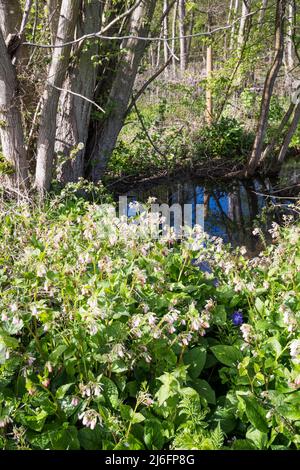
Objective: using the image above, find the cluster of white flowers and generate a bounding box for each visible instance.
[240,323,254,343]
[79,409,102,430]
[79,381,103,398]
[290,339,300,363]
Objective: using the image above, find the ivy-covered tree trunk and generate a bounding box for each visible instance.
[0,28,29,187]
[87,0,157,182]
[55,0,104,184]
[35,0,80,192]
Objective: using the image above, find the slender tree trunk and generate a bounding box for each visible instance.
[55,0,103,183]
[35,0,79,192]
[246,0,287,176]
[47,0,62,45]
[0,0,22,38]
[205,16,213,125]
[0,28,29,187]
[260,101,295,163]
[87,0,157,182]
[258,0,268,29]
[186,10,194,64]
[277,101,300,163]
[286,1,295,70]
[230,0,239,51]
[178,0,187,73]
[163,0,169,77]
[171,0,178,77]
[238,0,251,48]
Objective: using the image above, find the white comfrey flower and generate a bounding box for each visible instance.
[79,409,102,430]
[240,324,254,343]
[79,381,103,398]
[0,415,12,428]
[36,264,47,277]
[252,228,260,236]
[290,340,300,363]
[10,303,18,313]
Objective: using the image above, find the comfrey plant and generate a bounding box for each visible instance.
[0,193,299,450]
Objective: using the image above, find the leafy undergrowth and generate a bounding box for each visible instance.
[0,188,299,450]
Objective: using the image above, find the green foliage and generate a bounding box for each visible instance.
[0,192,299,450]
[195,117,254,160]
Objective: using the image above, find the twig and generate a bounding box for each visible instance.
[126,56,173,115]
[49,84,106,114]
[23,11,258,49]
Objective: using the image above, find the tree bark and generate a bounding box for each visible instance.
[87,0,157,182]
[47,0,62,45]
[277,101,300,164]
[55,0,104,183]
[205,16,213,125]
[0,0,22,38]
[246,0,287,176]
[35,0,79,192]
[178,0,187,73]
[163,0,169,77]
[0,28,29,187]
[258,0,268,29]
[259,101,295,163]
[238,0,251,49]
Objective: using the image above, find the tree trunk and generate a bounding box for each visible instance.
[258,0,268,29]
[171,0,178,77]
[35,0,79,192]
[163,0,169,77]
[259,101,295,163]
[286,1,295,70]
[277,101,300,164]
[55,0,103,183]
[238,0,251,49]
[0,28,29,187]
[178,0,187,73]
[87,0,157,182]
[205,16,213,125]
[47,0,62,45]
[229,0,239,51]
[246,0,287,176]
[0,0,22,38]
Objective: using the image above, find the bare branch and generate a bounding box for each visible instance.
[50,83,106,114]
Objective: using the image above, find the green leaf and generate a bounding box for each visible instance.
[239,395,269,433]
[49,345,67,363]
[144,419,165,449]
[255,297,264,314]
[78,425,104,450]
[192,379,216,404]
[183,346,207,379]
[211,345,242,367]
[101,376,119,409]
[56,383,74,400]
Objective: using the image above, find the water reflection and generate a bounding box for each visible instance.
[122,177,294,253]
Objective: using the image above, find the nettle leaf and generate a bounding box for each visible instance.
[183,346,207,379]
[211,345,242,367]
[0,329,19,349]
[239,395,269,433]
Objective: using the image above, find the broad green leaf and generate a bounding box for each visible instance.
[239,395,269,433]
[183,346,207,378]
[192,379,216,404]
[211,345,242,367]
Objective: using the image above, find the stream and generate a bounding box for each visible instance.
[118,160,299,254]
